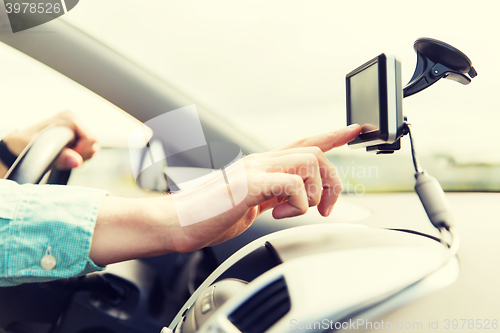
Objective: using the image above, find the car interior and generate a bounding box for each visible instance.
[1,1,499,333]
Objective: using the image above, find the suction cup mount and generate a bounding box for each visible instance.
[369,38,477,154]
[403,38,477,98]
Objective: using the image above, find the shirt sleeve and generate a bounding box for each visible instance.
[0,179,109,287]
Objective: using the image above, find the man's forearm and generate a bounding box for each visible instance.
[89,195,179,266]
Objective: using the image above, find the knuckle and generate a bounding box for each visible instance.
[328,165,338,177]
[297,204,308,215]
[293,137,309,148]
[336,181,343,194]
[291,174,304,187]
[309,146,323,156]
[328,129,341,139]
[306,153,320,167]
[308,196,320,207]
[59,110,75,118]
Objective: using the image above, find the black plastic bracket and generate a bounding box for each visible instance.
[367,140,401,154]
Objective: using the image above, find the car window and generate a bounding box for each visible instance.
[60,1,499,192]
[0,42,140,146]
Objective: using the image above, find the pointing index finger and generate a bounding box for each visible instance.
[278,124,361,153]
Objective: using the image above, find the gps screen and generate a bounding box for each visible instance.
[348,62,380,134]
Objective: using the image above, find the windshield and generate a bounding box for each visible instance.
[51,1,500,192]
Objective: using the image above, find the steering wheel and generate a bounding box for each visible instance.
[4,125,76,185]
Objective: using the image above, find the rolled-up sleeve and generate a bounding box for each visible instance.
[0,179,109,287]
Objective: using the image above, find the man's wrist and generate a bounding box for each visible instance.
[90,195,180,266]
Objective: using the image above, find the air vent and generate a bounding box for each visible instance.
[228,277,291,333]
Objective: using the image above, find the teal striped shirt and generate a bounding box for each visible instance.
[0,179,109,287]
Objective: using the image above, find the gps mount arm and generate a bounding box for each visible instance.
[403,38,477,98]
[370,38,477,154]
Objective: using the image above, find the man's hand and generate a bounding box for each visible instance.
[168,124,362,252]
[90,124,361,265]
[4,111,99,170]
